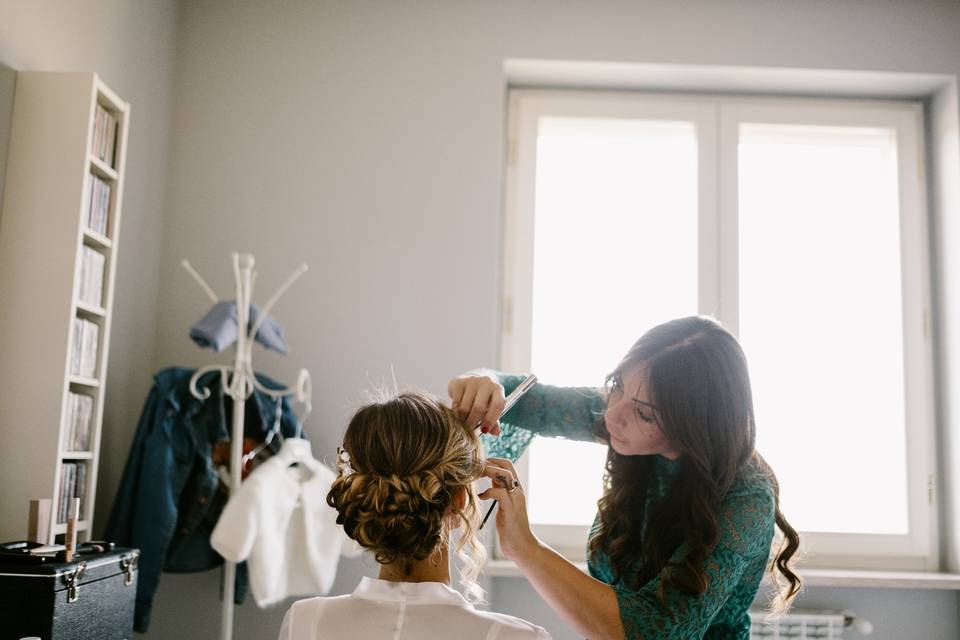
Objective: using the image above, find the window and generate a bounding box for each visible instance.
[501,90,936,569]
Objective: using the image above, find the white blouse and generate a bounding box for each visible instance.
[279,577,551,640]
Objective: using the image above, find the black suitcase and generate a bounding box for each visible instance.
[0,541,138,640]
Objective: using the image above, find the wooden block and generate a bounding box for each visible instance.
[28,499,52,543]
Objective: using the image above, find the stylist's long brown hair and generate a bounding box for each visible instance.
[589,316,801,612]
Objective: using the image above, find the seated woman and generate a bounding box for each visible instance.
[279,391,551,640]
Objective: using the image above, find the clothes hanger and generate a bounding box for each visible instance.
[239,369,312,474]
[241,396,284,472]
[274,381,321,475]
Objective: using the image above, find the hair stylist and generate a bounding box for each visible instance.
[449,316,801,640]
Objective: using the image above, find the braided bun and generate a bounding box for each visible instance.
[326,391,486,590]
[327,468,451,565]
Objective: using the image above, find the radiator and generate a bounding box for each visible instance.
[749,610,873,639]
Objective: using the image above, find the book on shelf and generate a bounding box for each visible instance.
[76,462,87,520]
[70,318,100,379]
[83,174,111,237]
[56,462,88,523]
[65,392,94,451]
[92,103,119,167]
[78,246,106,309]
[58,463,75,524]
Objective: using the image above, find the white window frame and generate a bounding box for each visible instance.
[500,88,937,571]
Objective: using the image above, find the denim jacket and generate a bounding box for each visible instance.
[104,367,303,632]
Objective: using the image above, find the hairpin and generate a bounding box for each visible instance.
[336,446,355,477]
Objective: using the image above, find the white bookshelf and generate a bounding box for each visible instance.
[0,72,129,544]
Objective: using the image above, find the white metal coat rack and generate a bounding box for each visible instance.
[182,253,311,640]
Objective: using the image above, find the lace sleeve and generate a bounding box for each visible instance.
[480,371,606,461]
[612,488,776,639]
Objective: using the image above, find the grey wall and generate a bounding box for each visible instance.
[0,0,179,533]
[145,1,960,639]
[0,63,14,209]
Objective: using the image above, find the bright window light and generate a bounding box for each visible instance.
[526,117,699,526]
[508,90,934,568]
[738,123,908,535]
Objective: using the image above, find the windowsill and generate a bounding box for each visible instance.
[484,559,960,590]
[794,568,960,590]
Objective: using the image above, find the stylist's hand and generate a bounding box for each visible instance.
[478,458,538,560]
[448,374,505,435]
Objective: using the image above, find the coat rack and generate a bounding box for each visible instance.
[182,252,310,640]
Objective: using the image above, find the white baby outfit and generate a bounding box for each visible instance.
[211,454,351,607]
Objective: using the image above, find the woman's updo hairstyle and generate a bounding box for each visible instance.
[326,391,487,601]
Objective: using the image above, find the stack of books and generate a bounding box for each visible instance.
[78,247,106,309]
[84,175,111,237]
[57,462,88,523]
[92,103,119,167]
[64,393,94,452]
[70,318,99,379]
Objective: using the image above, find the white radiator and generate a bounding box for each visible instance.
[749,610,873,639]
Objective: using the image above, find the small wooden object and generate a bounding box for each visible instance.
[27,499,52,543]
[64,498,79,562]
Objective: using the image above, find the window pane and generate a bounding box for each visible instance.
[738,123,908,535]
[526,116,699,526]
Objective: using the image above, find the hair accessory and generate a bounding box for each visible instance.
[336,446,355,477]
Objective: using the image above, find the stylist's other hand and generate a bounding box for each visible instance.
[448,374,505,435]
[477,458,538,560]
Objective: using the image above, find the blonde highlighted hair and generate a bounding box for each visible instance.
[326,391,487,602]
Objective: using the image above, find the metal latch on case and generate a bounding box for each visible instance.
[120,553,138,586]
[63,560,87,603]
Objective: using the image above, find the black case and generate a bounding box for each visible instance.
[0,543,139,640]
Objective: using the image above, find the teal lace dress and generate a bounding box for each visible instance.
[482,374,777,640]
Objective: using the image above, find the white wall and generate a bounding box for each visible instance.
[146,2,960,639]
[0,0,179,532]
